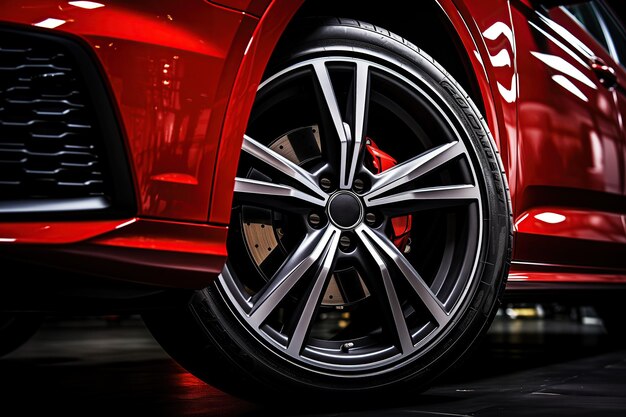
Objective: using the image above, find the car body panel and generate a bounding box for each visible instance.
[208,0,305,224]
[509,268,626,284]
[0,219,135,244]
[510,2,626,270]
[206,0,272,17]
[515,207,626,244]
[1,218,227,288]
[0,0,259,222]
[0,0,625,292]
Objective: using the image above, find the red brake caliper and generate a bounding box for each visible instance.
[365,138,412,252]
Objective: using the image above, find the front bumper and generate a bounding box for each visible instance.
[0,218,227,289]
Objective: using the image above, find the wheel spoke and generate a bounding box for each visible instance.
[287,231,340,355]
[349,62,370,189]
[248,226,340,328]
[234,177,326,212]
[242,135,328,204]
[356,225,449,326]
[222,54,487,371]
[366,184,479,215]
[364,141,466,206]
[313,61,369,190]
[357,227,414,353]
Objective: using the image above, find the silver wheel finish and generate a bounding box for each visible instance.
[220,53,485,376]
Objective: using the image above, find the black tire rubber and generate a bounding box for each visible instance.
[0,313,42,357]
[144,18,512,404]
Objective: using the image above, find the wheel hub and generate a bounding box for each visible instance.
[226,55,483,374]
[326,191,363,230]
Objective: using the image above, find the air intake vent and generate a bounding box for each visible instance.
[0,27,133,216]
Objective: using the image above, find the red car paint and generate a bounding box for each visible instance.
[206,0,272,16]
[512,4,626,271]
[2,218,227,288]
[0,0,625,289]
[208,0,304,224]
[0,219,137,244]
[0,0,258,222]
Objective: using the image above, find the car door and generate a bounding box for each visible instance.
[579,0,626,239]
[511,0,626,270]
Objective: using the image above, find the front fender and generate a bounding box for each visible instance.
[208,0,519,224]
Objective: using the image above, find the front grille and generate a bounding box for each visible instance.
[0,28,126,214]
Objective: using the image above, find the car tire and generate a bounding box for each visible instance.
[144,18,512,403]
[0,314,42,357]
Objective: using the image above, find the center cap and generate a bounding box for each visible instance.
[327,191,363,230]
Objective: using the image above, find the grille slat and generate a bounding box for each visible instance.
[0,32,110,205]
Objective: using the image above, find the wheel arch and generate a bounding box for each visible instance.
[209,0,515,225]
[285,1,487,115]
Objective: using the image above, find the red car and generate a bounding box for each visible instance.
[1,0,625,402]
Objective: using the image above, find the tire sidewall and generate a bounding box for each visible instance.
[154,19,512,400]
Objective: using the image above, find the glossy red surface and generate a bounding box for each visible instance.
[93,219,228,257]
[208,0,304,224]
[515,208,626,244]
[0,220,137,244]
[508,269,626,284]
[0,0,259,222]
[515,5,623,199]
[366,138,398,172]
[207,0,271,16]
[0,218,228,288]
[509,2,626,269]
[1,0,625,289]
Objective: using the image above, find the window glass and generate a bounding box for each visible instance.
[563,2,610,51]
[595,2,626,64]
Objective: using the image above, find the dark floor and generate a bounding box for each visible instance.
[2,309,625,416]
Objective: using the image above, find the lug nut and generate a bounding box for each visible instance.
[365,212,376,225]
[353,178,365,193]
[308,213,321,227]
[339,235,352,250]
[320,177,332,191]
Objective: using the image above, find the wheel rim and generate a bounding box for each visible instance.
[219,54,484,375]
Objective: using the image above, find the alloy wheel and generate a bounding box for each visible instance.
[220,55,484,374]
